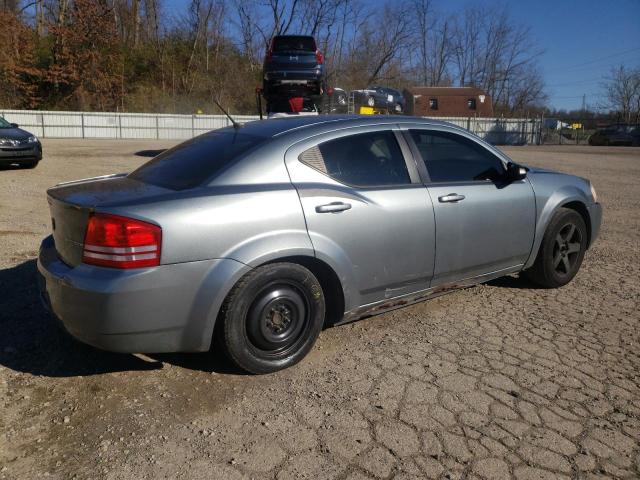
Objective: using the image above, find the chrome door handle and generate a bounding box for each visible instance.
[438,193,465,203]
[315,202,352,213]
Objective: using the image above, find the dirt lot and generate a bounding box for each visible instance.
[1,140,639,480]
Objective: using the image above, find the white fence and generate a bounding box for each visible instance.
[0,110,258,140]
[435,116,542,145]
[0,109,542,145]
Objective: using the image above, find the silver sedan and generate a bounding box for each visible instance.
[38,116,602,373]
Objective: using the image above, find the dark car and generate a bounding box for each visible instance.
[262,35,325,103]
[0,117,42,168]
[324,87,348,114]
[351,86,405,113]
[588,124,640,146]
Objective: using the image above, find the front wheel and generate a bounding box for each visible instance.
[523,208,587,288]
[217,263,325,374]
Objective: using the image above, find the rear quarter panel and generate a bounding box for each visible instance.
[102,146,315,266]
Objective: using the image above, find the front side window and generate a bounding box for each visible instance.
[299,131,411,187]
[409,130,504,183]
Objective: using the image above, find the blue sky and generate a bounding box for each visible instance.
[446,0,640,111]
[167,0,640,111]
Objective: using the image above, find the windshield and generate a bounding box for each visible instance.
[0,117,12,129]
[129,130,266,190]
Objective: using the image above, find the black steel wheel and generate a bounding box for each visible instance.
[217,263,325,374]
[246,282,311,355]
[523,207,587,288]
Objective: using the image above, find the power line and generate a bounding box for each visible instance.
[549,95,587,99]
[545,46,640,74]
[546,78,603,88]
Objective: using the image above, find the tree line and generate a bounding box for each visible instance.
[2,0,550,115]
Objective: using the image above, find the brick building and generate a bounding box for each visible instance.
[403,87,493,117]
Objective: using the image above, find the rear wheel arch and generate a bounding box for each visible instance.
[215,261,326,373]
[263,255,345,327]
[212,255,345,351]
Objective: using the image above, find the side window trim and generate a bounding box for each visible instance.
[392,129,422,184]
[400,129,431,184]
[402,127,506,185]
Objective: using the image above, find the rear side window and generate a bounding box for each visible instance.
[409,130,504,183]
[129,131,265,190]
[299,131,411,187]
[272,36,316,52]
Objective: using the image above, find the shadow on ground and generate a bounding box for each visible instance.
[134,149,166,158]
[0,259,238,377]
[0,163,30,171]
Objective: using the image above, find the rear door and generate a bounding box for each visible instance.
[285,126,435,309]
[404,127,536,286]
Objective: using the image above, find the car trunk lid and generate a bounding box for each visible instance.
[47,174,170,267]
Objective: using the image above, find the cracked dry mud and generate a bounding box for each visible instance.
[1,141,639,480]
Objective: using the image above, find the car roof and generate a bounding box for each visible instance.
[273,34,315,39]
[225,115,463,139]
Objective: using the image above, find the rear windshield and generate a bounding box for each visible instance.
[272,36,316,52]
[129,131,265,190]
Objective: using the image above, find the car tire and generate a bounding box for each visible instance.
[523,207,587,288]
[218,262,325,374]
[21,159,39,169]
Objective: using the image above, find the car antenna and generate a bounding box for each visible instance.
[213,96,242,129]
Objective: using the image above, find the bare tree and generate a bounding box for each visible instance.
[451,4,545,114]
[602,65,640,123]
[341,1,412,87]
[410,0,451,86]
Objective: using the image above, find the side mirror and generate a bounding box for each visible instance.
[10,123,18,128]
[504,161,527,181]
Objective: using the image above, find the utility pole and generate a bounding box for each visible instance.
[580,94,586,145]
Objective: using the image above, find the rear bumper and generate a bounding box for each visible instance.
[264,69,323,82]
[37,235,248,353]
[587,202,602,247]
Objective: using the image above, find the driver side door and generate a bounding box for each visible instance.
[405,128,536,286]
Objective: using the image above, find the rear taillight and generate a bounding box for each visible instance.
[82,213,161,269]
[316,50,324,64]
[266,48,273,63]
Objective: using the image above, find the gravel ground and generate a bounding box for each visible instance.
[0,140,638,480]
